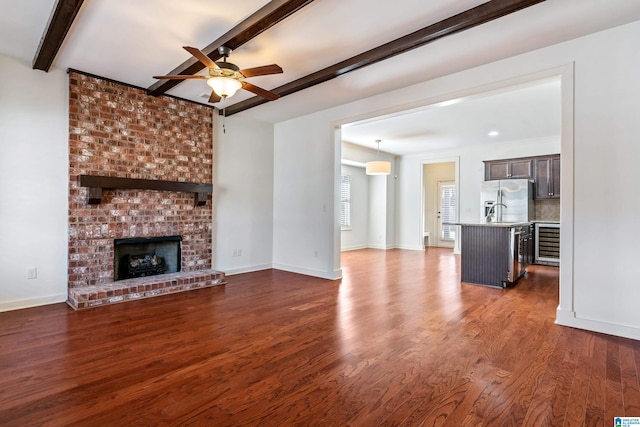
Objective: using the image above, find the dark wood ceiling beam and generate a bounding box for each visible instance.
[224,0,546,116]
[33,0,85,71]
[147,0,315,97]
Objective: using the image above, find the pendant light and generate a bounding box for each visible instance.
[366,139,391,175]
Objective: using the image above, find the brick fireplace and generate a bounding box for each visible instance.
[67,71,225,310]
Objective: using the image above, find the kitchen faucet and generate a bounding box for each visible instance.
[486,203,507,222]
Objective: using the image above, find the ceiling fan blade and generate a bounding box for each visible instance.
[239,64,283,78]
[208,91,222,103]
[153,75,209,80]
[242,82,279,101]
[183,46,219,70]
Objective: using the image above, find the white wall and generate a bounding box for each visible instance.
[213,114,274,275]
[273,115,341,279]
[568,22,640,335]
[385,171,396,250]
[272,20,640,340]
[0,54,68,310]
[367,175,388,249]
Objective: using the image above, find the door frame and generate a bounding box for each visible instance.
[421,157,460,253]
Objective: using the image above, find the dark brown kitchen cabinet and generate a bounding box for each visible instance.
[534,155,560,199]
[484,158,533,180]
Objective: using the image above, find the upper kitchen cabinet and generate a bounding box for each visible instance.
[484,154,561,199]
[484,158,533,180]
[534,154,561,199]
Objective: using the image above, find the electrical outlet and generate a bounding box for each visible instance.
[237,249,242,256]
[27,267,37,279]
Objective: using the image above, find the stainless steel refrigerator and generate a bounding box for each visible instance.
[480,179,534,223]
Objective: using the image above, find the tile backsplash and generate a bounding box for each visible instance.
[535,199,560,221]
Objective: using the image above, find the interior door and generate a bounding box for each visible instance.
[436,181,456,248]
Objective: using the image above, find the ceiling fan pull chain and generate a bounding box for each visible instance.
[222,106,227,134]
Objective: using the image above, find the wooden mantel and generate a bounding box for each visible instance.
[78,175,213,206]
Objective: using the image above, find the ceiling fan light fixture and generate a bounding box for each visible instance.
[207,76,242,98]
[155,46,281,103]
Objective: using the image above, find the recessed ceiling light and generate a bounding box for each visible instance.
[488,131,499,137]
[439,99,461,107]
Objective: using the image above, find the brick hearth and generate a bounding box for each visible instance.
[68,270,226,310]
[67,71,223,309]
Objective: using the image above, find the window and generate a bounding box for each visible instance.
[440,183,456,240]
[340,174,351,228]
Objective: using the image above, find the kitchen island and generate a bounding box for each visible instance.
[449,222,533,288]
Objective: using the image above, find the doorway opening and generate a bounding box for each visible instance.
[422,163,456,249]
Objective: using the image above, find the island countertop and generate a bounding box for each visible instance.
[444,221,532,228]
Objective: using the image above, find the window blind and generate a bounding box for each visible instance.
[340,175,351,227]
[440,184,456,240]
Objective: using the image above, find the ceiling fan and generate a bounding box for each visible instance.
[153,46,283,103]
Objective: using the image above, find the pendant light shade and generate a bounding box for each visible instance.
[207,77,242,98]
[366,160,391,175]
[366,139,391,175]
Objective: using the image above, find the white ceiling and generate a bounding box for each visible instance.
[342,77,562,156]
[2,0,640,154]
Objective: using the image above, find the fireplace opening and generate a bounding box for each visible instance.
[114,236,181,281]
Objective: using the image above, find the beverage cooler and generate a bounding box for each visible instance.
[535,222,560,266]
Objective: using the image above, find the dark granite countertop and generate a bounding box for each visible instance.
[444,221,532,227]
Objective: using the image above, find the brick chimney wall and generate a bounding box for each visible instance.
[68,71,214,289]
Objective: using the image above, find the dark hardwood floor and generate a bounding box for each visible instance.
[1,248,639,426]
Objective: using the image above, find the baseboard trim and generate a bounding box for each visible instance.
[366,244,387,250]
[395,244,425,251]
[0,293,68,312]
[341,245,368,252]
[556,307,640,341]
[272,263,342,280]
[342,244,429,251]
[220,264,273,276]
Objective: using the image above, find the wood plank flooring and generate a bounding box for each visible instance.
[1,248,639,426]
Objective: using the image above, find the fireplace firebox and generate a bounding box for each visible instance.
[114,236,181,281]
